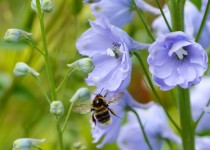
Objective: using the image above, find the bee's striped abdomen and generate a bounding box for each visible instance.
[95,109,111,124]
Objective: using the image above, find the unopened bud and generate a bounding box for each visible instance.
[70,88,90,103]
[4,29,32,42]
[13,62,40,77]
[83,0,101,4]
[67,58,94,73]
[31,0,54,13]
[13,138,45,150]
[50,101,64,117]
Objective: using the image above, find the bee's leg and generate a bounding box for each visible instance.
[108,108,122,119]
[92,113,96,128]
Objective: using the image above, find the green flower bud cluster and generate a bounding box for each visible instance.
[31,0,54,13]
[50,101,65,117]
[13,138,45,150]
[13,62,39,77]
[67,58,94,74]
[4,29,32,43]
[70,87,91,103]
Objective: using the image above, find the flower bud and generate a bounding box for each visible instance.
[70,88,90,103]
[13,62,40,77]
[4,29,32,42]
[13,138,45,150]
[67,58,94,74]
[83,0,101,4]
[31,0,54,13]
[50,101,64,117]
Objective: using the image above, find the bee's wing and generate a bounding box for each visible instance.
[107,92,124,105]
[73,104,92,114]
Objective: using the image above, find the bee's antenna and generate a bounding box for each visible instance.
[99,88,104,94]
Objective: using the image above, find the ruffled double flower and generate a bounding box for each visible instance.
[148,32,208,90]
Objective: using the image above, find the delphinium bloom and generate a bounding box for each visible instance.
[195,136,210,149]
[148,31,208,91]
[91,90,153,148]
[152,1,210,49]
[117,103,181,150]
[190,77,210,133]
[76,18,149,92]
[90,0,160,28]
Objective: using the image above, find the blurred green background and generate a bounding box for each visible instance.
[0,0,178,149]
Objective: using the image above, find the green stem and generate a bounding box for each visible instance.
[56,69,74,92]
[169,0,195,149]
[177,87,194,150]
[168,0,185,31]
[33,76,51,104]
[131,0,155,41]
[62,102,74,133]
[24,38,44,55]
[155,0,172,32]
[133,51,181,133]
[127,107,153,150]
[36,0,57,100]
[56,118,64,150]
[195,99,210,128]
[195,0,210,42]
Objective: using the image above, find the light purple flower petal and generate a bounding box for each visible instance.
[117,103,181,150]
[148,31,208,91]
[90,0,159,27]
[77,18,149,92]
[196,136,210,149]
[191,77,210,133]
[152,1,210,48]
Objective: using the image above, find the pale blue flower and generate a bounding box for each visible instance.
[117,103,181,150]
[90,0,159,28]
[152,1,210,49]
[76,18,149,92]
[91,90,153,149]
[191,77,210,133]
[195,136,210,150]
[148,31,208,91]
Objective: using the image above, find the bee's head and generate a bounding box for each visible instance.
[93,95,105,107]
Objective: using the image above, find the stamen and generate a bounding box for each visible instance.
[106,43,121,59]
[175,48,188,60]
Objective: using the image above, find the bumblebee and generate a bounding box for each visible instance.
[73,92,124,126]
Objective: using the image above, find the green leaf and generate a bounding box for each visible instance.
[191,0,202,10]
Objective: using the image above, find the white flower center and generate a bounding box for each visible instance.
[175,48,188,60]
[106,43,121,59]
